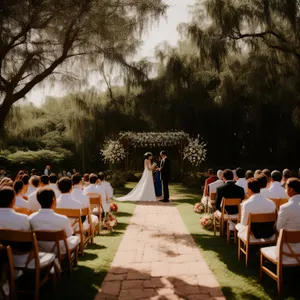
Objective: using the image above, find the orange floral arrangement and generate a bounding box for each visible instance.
[110,202,118,212]
[200,214,214,231]
[194,202,205,214]
[104,213,117,231]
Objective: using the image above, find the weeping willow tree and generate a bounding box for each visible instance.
[0,0,167,143]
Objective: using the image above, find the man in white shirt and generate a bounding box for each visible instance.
[28,176,41,211]
[57,177,84,229]
[98,172,113,200]
[236,178,276,239]
[257,173,273,199]
[235,168,247,193]
[84,174,107,221]
[208,170,224,194]
[275,178,300,264]
[281,169,291,188]
[0,187,31,266]
[71,173,98,227]
[26,175,39,197]
[29,187,79,253]
[44,165,51,176]
[268,170,287,199]
[49,173,60,199]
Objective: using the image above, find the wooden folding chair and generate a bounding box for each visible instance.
[89,196,103,235]
[0,245,15,300]
[34,230,79,275]
[55,208,93,255]
[14,207,30,215]
[208,192,216,213]
[260,229,300,295]
[0,230,56,300]
[269,198,288,212]
[238,213,277,267]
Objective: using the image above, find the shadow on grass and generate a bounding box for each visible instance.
[115,211,133,217]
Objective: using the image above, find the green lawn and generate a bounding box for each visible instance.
[171,184,300,300]
[42,184,136,300]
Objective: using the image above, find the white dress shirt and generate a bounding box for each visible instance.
[28,191,41,211]
[268,182,287,199]
[260,188,273,199]
[29,209,79,253]
[235,178,247,193]
[101,181,114,199]
[44,169,49,176]
[0,208,31,266]
[72,185,99,227]
[236,194,276,241]
[15,196,29,209]
[208,179,224,194]
[83,184,109,212]
[49,183,60,199]
[276,195,300,263]
[56,193,82,210]
[25,186,37,197]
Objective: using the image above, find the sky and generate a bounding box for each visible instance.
[28,0,195,105]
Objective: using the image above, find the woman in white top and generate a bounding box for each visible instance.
[13,180,29,212]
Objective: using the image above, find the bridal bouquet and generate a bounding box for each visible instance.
[200,214,214,231]
[110,202,118,212]
[194,202,205,214]
[104,213,118,231]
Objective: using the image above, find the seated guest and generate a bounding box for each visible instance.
[29,187,80,253]
[83,173,90,188]
[262,169,271,187]
[26,175,40,197]
[0,177,13,188]
[215,169,245,217]
[281,169,291,188]
[268,170,287,199]
[254,169,262,177]
[0,187,30,230]
[49,173,60,199]
[28,176,42,211]
[257,174,272,198]
[16,170,25,181]
[13,180,29,213]
[275,178,300,263]
[208,170,224,194]
[245,170,254,180]
[204,169,218,197]
[97,172,113,213]
[236,178,276,238]
[235,168,247,193]
[71,173,98,227]
[21,174,30,197]
[57,177,83,227]
[84,174,107,220]
[0,187,31,266]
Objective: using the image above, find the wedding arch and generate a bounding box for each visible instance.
[102,131,207,177]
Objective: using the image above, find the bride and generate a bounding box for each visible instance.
[114,152,157,202]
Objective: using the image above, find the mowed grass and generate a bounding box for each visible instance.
[171,184,300,300]
[41,184,136,300]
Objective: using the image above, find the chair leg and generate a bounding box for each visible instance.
[260,252,263,281]
[34,270,40,300]
[245,243,249,268]
[214,216,216,236]
[277,262,282,295]
[238,238,241,261]
[227,222,230,244]
[80,234,84,256]
[234,228,237,244]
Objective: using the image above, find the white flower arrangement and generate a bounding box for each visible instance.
[119,131,189,148]
[102,140,126,164]
[183,138,207,167]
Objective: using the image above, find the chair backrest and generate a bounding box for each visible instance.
[14,207,30,215]
[89,196,102,205]
[209,193,216,201]
[55,208,81,218]
[221,198,241,216]
[279,198,288,206]
[269,198,281,211]
[34,230,69,258]
[278,229,300,265]
[0,230,39,269]
[248,213,277,239]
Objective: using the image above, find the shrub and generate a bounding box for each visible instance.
[111,172,127,188]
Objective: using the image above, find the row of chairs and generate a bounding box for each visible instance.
[1,196,104,299]
[210,195,300,295]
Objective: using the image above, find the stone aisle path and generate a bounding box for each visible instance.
[96,202,225,300]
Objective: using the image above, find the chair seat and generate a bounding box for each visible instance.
[238,231,276,244]
[62,236,80,254]
[261,246,300,266]
[14,252,55,269]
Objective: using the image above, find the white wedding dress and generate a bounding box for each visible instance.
[114,160,156,202]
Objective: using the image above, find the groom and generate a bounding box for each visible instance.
[159,151,170,202]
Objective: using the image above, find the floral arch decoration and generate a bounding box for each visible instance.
[102,131,207,169]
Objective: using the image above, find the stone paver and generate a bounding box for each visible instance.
[95,202,225,300]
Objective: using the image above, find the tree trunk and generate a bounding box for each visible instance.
[0,100,12,147]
